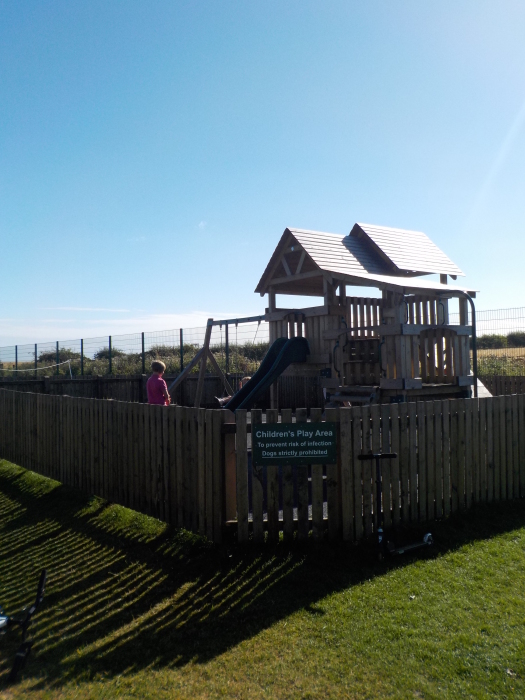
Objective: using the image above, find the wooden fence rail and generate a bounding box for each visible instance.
[1,389,524,545]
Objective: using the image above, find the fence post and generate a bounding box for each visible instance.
[80,339,84,376]
[225,324,229,374]
[108,336,112,374]
[56,341,59,376]
[141,332,145,374]
[180,329,184,372]
[34,343,37,379]
[15,345,18,371]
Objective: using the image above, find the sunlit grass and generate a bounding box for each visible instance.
[1,459,525,698]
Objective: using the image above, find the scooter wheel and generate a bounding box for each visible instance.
[423,533,433,545]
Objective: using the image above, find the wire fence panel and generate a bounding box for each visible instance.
[2,307,525,379]
[449,307,525,376]
[0,319,271,379]
[2,306,525,378]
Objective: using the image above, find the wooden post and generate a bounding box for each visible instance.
[459,297,469,326]
[194,320,213,408]
[206,348,234,396]
[225,324,229,374]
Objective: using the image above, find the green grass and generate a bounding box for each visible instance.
[1,461,525,698]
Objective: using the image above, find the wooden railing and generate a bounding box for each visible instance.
[1,389,523,546]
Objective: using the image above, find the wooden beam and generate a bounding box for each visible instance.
[440,274,447,285]
[322,323,472,340]
[194,320,213,408]
[206,348,234,396]
[281,255,292,276]
[167,347,205,393]
[269,269,323,286]
[295,250,306,275]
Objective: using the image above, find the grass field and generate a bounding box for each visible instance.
[1,460,525,699]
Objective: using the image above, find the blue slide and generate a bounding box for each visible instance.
[224,336,310,411]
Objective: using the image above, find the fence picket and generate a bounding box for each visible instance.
[390,404,401,525]
[205,409,214,541]
[408,402,418,522]
[212,410,224,544]
[197,409,206,535]
[296,408,309,542]
[426,401,436,520]
[235,410,249,543]
[175,406,184,527]
[511,394,519,499]
[266,408,280,543]
[251,408,264,543]
[465,399,473,509]
[417,402,427,520]
[380,404,392,529]
[498,395,506,500]
[505,396,513,500]
[281,408,294,542]
[457,399,466,510]
[310,407,324,541]
[352,406,364,540]
[433,400,443,518]
[442,401,451,516]
[168,406,177,526]
[325,407,340,541]
[399,403,410,523]
[519,394,525,498]
[340,407,354,541]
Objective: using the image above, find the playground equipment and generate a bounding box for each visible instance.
[0,569,47,683]
[256,223,478,406]
[169,221,478,409]
[358,453,433,560]
[224,336,309,411]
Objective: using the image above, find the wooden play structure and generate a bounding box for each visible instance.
[256,222,478,406]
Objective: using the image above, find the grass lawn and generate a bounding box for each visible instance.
[1,460,525,699]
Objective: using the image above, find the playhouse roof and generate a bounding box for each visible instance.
[255,224,470,297]
[351,223,464,277]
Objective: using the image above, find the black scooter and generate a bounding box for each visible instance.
[358,453,433,560]
[0,569,47,683]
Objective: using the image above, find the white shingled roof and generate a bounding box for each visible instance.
[353,223,464,276]
[255,224,470,295]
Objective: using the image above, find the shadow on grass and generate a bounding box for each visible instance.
[1,458,525,690]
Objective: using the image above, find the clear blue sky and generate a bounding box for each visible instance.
[1,1,525,345]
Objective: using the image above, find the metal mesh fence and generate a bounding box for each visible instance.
[0,319,271,379]
[449,307,525,376]
[3,305,524,379]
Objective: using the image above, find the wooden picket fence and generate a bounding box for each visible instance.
[481,375,525,397]
[0,389,233,543]
[1,388,524,545]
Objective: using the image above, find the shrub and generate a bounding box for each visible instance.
[476,334,507,349]
[94,347,127,360]
[507,332,525,348]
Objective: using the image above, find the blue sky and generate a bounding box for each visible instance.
[1,1,525,345]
